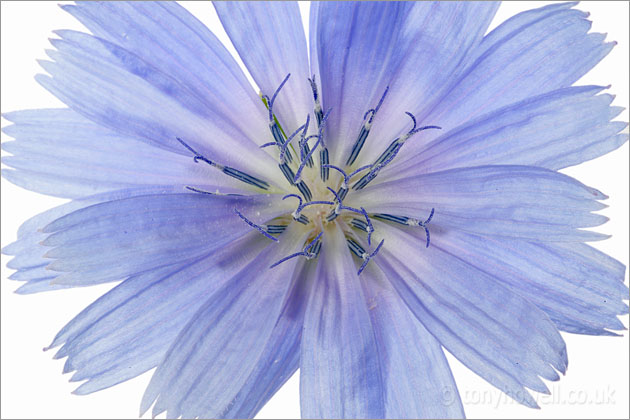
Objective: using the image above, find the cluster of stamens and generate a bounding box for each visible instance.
[177,74,440,275]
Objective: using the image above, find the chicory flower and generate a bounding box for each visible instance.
[2,1,628,418]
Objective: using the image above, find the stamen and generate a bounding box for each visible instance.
[308,76,324,127]
[326,186,344,222]
[326,187,362,214]
[373,209,435,248]
[345,208,375,245]
[346,238,366,258]
[283,193,303,209]
[279,122,306,164]
[278,162,296,185]
[234,208,278,242]
[322,164,350,201]
[373,139,402,168]
[298,115,314,168]
[176,137,269,190]
[323,163,371,201]
[359,206,374,246]
[294,108,332,184]
[406,208,434,248]
[263,122,306,164]
[346,126,370,167]
[265,224,287,235]
[399,112,442,143]
[270,231,323,268]
[275,154,312,201]
[372,213,410,225]
[310,238,322,256]
[222,167,272,190]
[267,113,287,152]
[184,186,243,197]
[267,73,291,123]
[296,181,313,202]
[357,239,385,276]
[407,208,434,226]
[322,164,349,187]
[320,147,330,182]
[263,73,294,163]
[350,218,368,232]
[352,113,441,191]
[336,186,349,202]
[346,86,389,166]
[365,87,389,124]
[325,186,365,222]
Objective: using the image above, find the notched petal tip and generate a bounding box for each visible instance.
[1,111,18,123]
[33,72,53,88]
[0,243,15,256]
[62,358,74,374]
[58,3,73,12]
[587,186,609,200]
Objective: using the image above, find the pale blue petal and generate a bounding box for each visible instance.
[433,230,628,335]
[222,261,314,419]
[311,1,498,164]
[423,3,614,139]
[61,1,270,154]
[38,192,290,286]
[8,265,50,281]
[2,186,194,292]
[2,109,247,198]
[386,86,628,177]
[300,223,384,419]
[14,277,70,294]
[360,264,464,419]
[48,234,269,395]
[351,165,609,242]
[141,225,308,419]
[36,30,282,185]
[214,1,312,133]
[377,224,568,408]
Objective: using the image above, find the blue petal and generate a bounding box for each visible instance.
[17,192,290,287]
[360,264,464,419]
[13,277,70,294]
[222,260,314,419]
[61,1,271,156]
[2,186,194,292]
[214,1,312,134]
[2,109,250,198]
[310,1,498,164]
[141,224,309,419]
[433,230,628,335]
[47,233,269,395]
[36,29,282,184]
[401,2,615,159]
[351,165,609,242]
[377,223,568,408]
[300,223,384,418]
[386,86,628,177]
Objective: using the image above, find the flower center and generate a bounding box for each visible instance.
[176,74,439,275]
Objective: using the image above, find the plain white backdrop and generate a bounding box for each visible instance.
[1,1,628,419]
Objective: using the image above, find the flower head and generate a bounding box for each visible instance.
[1,1,628,418]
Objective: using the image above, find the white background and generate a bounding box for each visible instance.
[1,1,628,419]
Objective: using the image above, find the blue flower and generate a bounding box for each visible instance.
[2,1,628,418]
